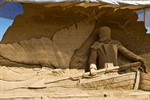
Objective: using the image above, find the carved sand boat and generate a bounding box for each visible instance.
[79,62,140,90]
[28,62,140,90]
[79,71,139,90]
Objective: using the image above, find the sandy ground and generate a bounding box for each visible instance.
[0,53,150,100]
[1,87,150,100]
[0,65,150,100]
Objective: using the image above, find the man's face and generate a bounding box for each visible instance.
[98,27,111,42]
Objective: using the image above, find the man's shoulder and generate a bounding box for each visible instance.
[90,40,122,49]
[91,41,102,49]
[110,40,122,45]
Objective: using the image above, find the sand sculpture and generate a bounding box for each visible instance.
[0,4,150,99]
[88,26,147,76]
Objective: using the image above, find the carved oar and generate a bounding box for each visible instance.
[28,66,119,89]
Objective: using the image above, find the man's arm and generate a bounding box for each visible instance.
[88,48,98,75]
[118,44,147,72]
[118,45,142,61]
[89,48,98,68]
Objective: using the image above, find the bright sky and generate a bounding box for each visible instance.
[0,17,13,40]
[136,8,150,34]
[0,1,23,41]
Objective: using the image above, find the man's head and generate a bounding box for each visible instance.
[98,26,111,42]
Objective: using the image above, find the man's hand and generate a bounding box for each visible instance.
[90,68,97,76]
[138,57,147,73]
[90,64,97,76]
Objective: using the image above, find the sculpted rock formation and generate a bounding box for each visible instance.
[0,21,95,68]
[1,4,95,43]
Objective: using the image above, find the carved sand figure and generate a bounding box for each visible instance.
[1,4,150,99]
[89,26,147,75]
